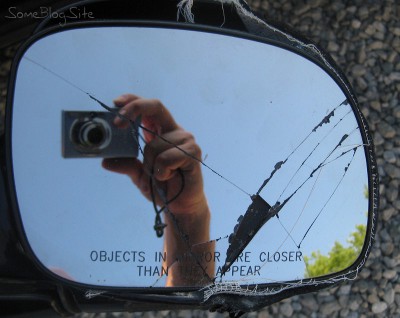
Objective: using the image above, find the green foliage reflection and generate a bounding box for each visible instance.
[304,224,366,277]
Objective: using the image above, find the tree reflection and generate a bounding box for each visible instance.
[304,224,366,277]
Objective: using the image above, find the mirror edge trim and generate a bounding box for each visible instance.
[4,16,379,315]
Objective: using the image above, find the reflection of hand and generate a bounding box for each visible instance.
[102,94,207,216]
[102,94,214,286]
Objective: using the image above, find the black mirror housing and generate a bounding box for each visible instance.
[1,0,379,316]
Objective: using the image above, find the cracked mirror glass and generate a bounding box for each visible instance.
[11,27,370,287]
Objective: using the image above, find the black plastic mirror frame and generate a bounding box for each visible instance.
[3,0,379,315]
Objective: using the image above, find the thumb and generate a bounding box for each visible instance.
[102,158,145,188]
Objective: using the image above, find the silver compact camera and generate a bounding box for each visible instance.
[62,110,139,158]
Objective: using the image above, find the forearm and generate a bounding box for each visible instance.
[163,198,215,286]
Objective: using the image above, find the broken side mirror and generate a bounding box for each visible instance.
[3,0,378,316]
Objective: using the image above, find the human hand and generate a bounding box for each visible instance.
[102,94,214,285]
[102,94,207,217]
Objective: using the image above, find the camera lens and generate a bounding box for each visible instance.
[71,117,111,151]
[87,126,104,145]
[80,122,106,147]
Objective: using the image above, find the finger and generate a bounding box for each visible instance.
[113,94,140,107]
[102,158,153,201]
[114,98,178,135]
[143,130,195,173]
[102,158,144,187]
[113,94,141,129]
[153,143,201,182]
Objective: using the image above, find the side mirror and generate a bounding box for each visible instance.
[3,0,378,315]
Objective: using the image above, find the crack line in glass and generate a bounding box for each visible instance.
[23,56,367,287]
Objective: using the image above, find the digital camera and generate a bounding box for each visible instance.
[62,110,139,158]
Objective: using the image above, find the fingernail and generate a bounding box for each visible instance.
[113,94,128,104]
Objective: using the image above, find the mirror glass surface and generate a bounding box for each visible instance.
[12,27,369,287]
